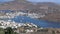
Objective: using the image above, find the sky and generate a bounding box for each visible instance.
[0,0,14,2]
[0,0,60,4]
[27,0,60,4]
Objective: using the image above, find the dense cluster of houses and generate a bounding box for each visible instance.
[0,10,45,19]
[0,20,40,33]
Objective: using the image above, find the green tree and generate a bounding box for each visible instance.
[0,28,5,34]
[5,27,14,34]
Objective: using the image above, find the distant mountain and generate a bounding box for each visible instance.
[35,2,60,22]
[0,0,60,10]
[0,0,33,10]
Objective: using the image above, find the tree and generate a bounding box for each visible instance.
[5,27,14,34]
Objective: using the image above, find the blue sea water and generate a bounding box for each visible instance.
[12,16,60,28]
[1,15,60,28]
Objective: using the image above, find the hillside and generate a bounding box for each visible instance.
[0,0,34,10]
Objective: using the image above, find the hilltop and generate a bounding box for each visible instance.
[0,0,34,10]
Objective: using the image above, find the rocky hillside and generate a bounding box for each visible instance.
[0,0,34,10]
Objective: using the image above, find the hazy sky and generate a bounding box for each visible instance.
[0,0,60,4]
[0,0,14,2]
[27,0,60,4]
